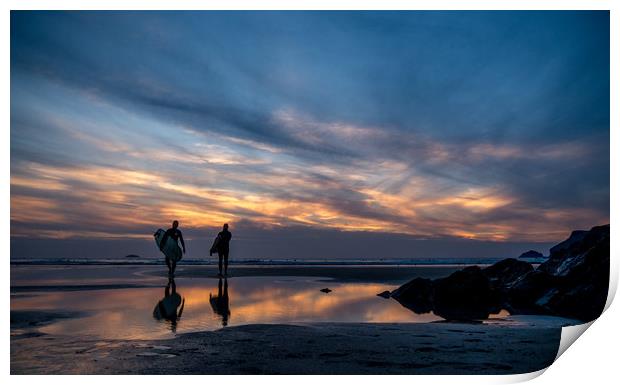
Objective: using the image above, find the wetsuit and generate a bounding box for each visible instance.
[160,228,185,274]
[216,229,232,274]
[160,228,185,254]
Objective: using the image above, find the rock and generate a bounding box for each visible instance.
[390,224,609,322]
[498,224,610,321]
[433,266,499,321]
[125,254,140,258]
[392,266,506,320]
[506,270,558,312]
[391,277,434,314]
[319,288,332,293]
[539,224,609,277]
[536,224,609,321]
[518,250,544,260]
[543,280,607,322]
[376,291,391,299]
[547,231,588,260]
[482,258,534,290]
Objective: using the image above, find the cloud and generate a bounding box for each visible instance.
[9,11,609,258]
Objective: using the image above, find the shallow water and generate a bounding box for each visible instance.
[11,265,508,340]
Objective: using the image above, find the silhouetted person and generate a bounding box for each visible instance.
[210,223,232,277]
[153,276,185,332]
[160,220,186,276]
[209,278,230,326]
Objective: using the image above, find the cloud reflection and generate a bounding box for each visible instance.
[16,277,441,340]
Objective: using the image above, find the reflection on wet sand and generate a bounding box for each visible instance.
[209,278,230,326]
[18,276,460,340]
[153,277,185,332]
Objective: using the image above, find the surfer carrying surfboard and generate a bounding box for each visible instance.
[210,223,232,277]
[153,276,185,332]
[160,220,186,275]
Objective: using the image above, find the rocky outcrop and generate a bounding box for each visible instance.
[482,258,534,290]
[535,224,609,321]
[547,230,588,260]
[433,266,500,321]
[391,224,609,322]
[390,277,434,314]
[539,225,608,277]
[517,250,544,260]
[391,267,501,320]
[506,270,558,313]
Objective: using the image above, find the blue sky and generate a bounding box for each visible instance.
[10,11,609,259]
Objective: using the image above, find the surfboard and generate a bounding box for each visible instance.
[154,228,183,262]
[209,235,220,255]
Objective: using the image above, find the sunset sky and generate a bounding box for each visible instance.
[10,11,609,259]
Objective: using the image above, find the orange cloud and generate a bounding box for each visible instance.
[10,156,603,243]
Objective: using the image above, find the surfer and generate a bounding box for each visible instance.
[153,276,185,332]
[210,223,232,277]
[160,220,186,275]
[209,277,230,326]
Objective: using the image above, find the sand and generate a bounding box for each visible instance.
[10,265,575,374]
[160,264,465,283]
[11,317,569,375]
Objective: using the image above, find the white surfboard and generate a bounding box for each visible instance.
[154,228,183,262]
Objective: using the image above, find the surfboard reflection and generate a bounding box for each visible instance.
[153,276,185,332]
[210,278,231,326]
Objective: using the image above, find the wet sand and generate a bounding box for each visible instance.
[11,319,563,374]
[10,264,464,289]
[10,264,572,374]
[10,265,465,293]
[159,264,465,283]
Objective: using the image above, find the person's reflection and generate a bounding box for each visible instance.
[153,276,185,332]
[209,278,231,326]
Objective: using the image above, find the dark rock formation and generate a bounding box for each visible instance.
[390,277,434,314]
[483,258,534,290]
[391,267,501,320]
[319,288,332,293]
[547,230,588,261]
[536,224,609,321]
[506,270,558,313]
[433,266,500,321]
[518,250,544,260]
[539,225,608,277]
[376,291,391,299]
[391,224,609,323]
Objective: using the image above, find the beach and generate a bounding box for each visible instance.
[12,318,565,375]
[10,264,579,374]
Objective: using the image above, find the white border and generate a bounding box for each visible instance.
[3,1,617,385]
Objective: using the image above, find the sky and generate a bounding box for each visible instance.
[10,11,609,260]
